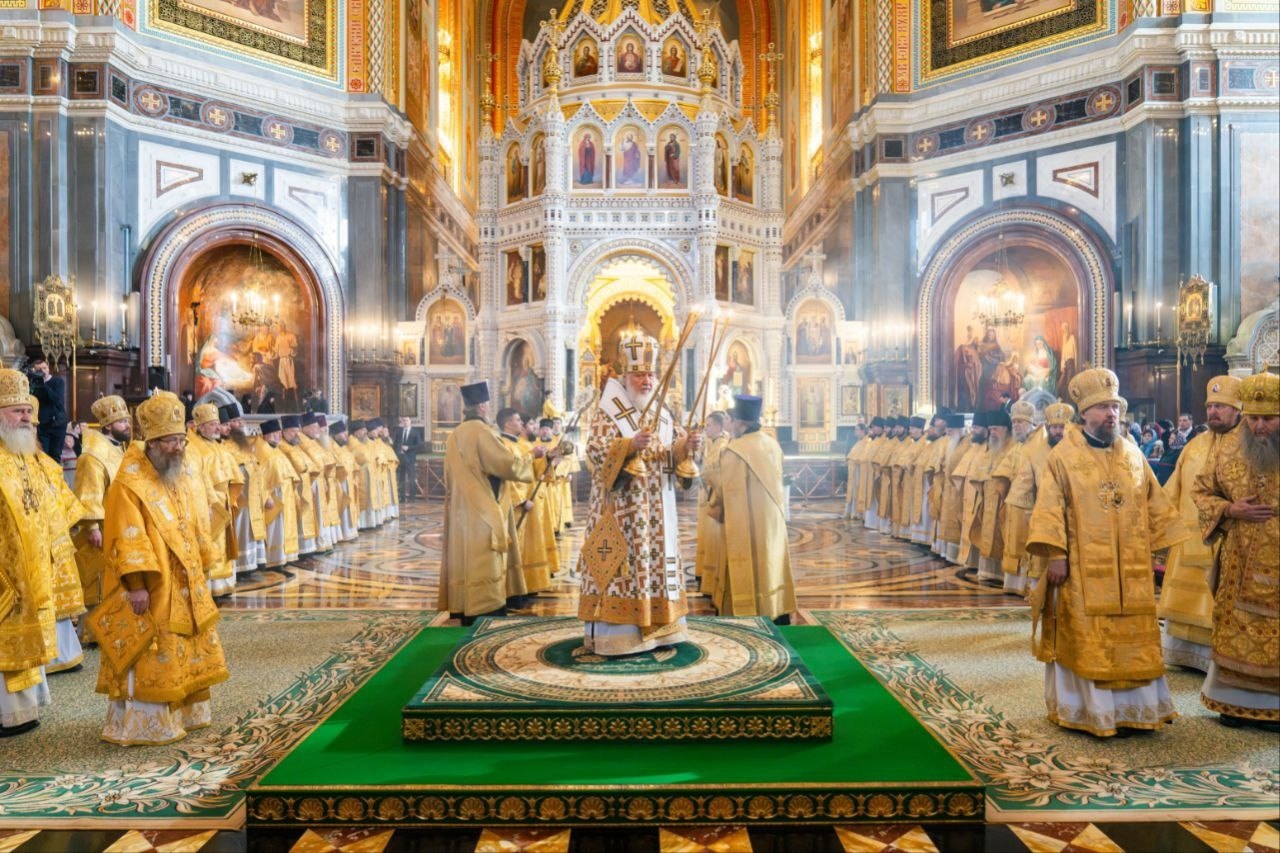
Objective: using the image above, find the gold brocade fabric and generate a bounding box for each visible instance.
[715,431,796,620]
[1157,428,1226,645]
[72,431,127,608]
[1192,427,1280,698]
[1027,428,1187,684]
[30,452,88,621]
[438,420,532,617]
[95,444,228,704]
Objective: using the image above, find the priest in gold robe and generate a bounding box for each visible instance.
[95,391,229,745]
[498,408,558,599]
[909,416,944,545]
[439,383,541,623]
[553,416,578,532]
[0,371,84,735]
[298,413,336,553]
[1192,370,1279,731]
[254,419,300,568]
[1004,401,1072,593]
[1027,368,1185,737]
[954,412,989,569]
[856,417,887,528]
[974,410,1015,584]
[370,420,400,522]
[989,400,1043,595]
[711,395,796,623]
[577,333,700,655]
[186,403,239,595]
[1157,376,1242,673]
[843,423,868,520]
[328,419,361,542]
[72,395,132,623]
[695,411,729,595]
[348,421,382,530]
[277,415,319,554]
[933,413,973,561]
[223,404,268,574]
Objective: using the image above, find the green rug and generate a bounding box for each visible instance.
[403,616,832,742]
[0,610,433,828]
[816,609,1280,822]
[250,625,980,827]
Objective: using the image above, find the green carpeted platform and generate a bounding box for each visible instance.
[249,624,981,828]
[402,616,833,743]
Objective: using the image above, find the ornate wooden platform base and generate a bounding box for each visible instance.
[401,616,833,743]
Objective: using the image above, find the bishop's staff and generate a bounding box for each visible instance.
[674,312,733,479]
[622,309,702,478]
[517,385,598,530]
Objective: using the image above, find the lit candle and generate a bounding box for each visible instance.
[119,301,127,344]
[1155,301,1163,342]
[91,300,98,342]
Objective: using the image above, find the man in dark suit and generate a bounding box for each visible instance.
[28,356,68,462]
[394,415,425,499]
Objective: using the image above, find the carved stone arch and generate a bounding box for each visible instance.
[414,287,477,324]
[139,202,345,407]
[784,283,846,323]
[566,238,695,311]
[916,205,1114,412]
[1226,299,1280,373]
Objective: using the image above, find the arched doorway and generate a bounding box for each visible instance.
[917,208,1113,412]
[576,257,677,395]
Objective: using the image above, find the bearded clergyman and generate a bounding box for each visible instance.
[94,391,228,745]
[577,332,701,656]
[1192,370,1279,732]
[1027,368,1185,737]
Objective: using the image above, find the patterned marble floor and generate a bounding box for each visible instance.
[4,497,1276,852]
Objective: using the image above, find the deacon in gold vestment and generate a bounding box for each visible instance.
[695,411,729,593]
[1003,402,1072,593]
[0,372,85,734]
[577,333,700,656]
[711,396,796,623]
[254,419,300,567]
[1158,376,1242,672]
[73,396,132,619]
[1027,368,1185,737]
[1192,371,1279,730]
[95,392,228,745]
[498,408,557,597]
[553,416,578,532]
[439,383,540,622]
[328,419,360,542]
[186,404,239,595]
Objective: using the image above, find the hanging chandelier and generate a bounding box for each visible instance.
[973,235,1026,329]
[231,238,282,328]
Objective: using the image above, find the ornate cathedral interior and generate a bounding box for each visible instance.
[0,0,1278,848]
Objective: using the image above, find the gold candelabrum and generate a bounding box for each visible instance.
[622,310,701,480]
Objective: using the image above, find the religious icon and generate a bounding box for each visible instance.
[504,250,527,306]
[427,298,466,365]
[399,382,419,420]
[721,340,752,395]
[505,339,543,419]
[573,38,599,77]
[799,380,826,427]
[529,245,548,302]
[616,127,645,188]
[661,38,687,76]
[530,135,547,196]
[795,300,834,364]
[714,135,730,197]
[880,384,910,418]
[734,250,754,305]
[616,37,644,74]
[506,143,525,203]
[840,385,862,417]
[714,245,730,302]
[573,128,603,189]
[433,380,462,427]
[657,127,687,189]
[733,144,754,203]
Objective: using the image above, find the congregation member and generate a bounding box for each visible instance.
[1158,376,1243,672]
[393,415,425,500]
[72,395,133,626]
[0,370,84,735]
[1191,370,1279,731]
[1027,368,1185,737]
[255,418,301,568]
[577,332,701,656]
[439,382,541,624]
[186,403,239,595]
[93,391,228,746]
[709,395,795,624]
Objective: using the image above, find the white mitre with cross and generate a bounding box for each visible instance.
[598,331,674,447]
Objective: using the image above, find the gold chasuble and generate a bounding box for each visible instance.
[1192,425,1280,719]
[715,430,796,620]
[0,447,85,693]
[1027,427,1185,689]
[95,443,228,711]
[695,433,729,593]
[72,429,127,608]
[439,419,533,617]
[1157,428,1226,652]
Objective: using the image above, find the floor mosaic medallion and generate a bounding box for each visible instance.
[402,616,833,742]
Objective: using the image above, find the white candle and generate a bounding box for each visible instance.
[91,300,98,341]
[119,301,127,343]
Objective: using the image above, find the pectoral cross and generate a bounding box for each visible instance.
[611,396,639,431]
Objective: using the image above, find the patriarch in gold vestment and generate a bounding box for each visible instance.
[94,391,228,746]
[577,333,700,656]
[439,382,540,622]
[1192,370,1279,730]
[1027,368,1185,737]
[710,395,796,623]
[1158,375,1242,673]
[0,372,85,735]
[73,396,132,620]
[254,419,300,567]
